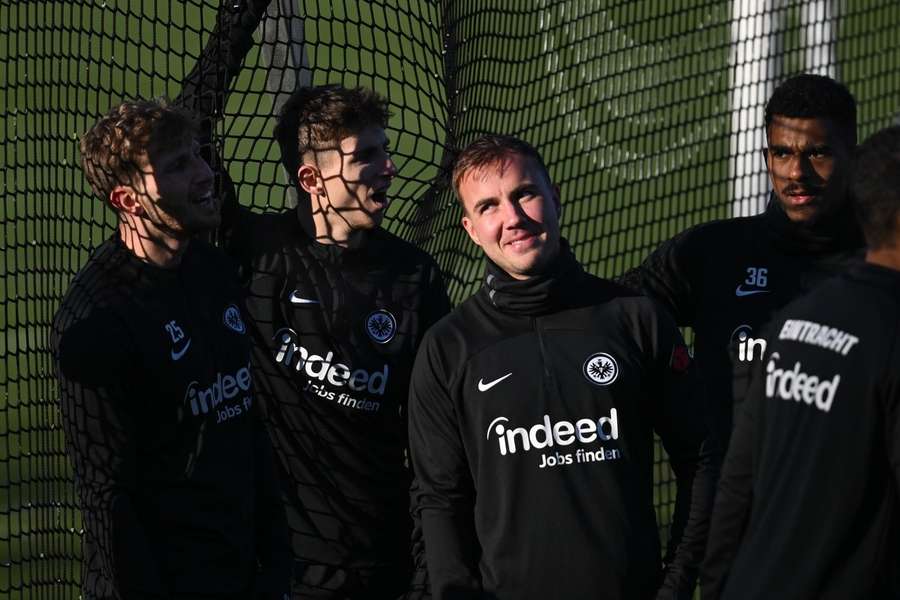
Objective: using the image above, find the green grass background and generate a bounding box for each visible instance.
[2,0,899,596]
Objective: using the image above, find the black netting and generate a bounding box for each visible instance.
[3,0,900,597]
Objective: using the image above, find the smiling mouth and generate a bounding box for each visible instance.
[505,233,539,248]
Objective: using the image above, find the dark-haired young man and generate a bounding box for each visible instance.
[408,135,718,600]
[701,126,900,599]
[620,74,864,443]
[177,3,450,597]
[52,98,290,599]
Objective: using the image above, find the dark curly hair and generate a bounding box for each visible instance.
[765,74,857,145]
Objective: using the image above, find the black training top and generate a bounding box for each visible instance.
[224,206,451,580]
[409,244,718,600]
[619,198,863,440]
[701,261,900,599]
[51,236,290,600]
[174,0,452,590]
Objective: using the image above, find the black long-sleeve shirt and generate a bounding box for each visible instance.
[701,261,900,599]
[51,236,291,599]
[409,245,718,600]
[619,198,863,441]
[175,2,452,594]
[225,207,450,589]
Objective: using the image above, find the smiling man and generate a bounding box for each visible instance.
[408,135,718,600]
[51,98,290,599]
[620,74,863,444]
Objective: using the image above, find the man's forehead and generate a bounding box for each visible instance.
[767,115,846,145]
[148,135,197,162]
[464,154,545,186]
[338,126,388,152]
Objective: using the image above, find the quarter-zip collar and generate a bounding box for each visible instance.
[762,193,863,255]
[482,239,585,316]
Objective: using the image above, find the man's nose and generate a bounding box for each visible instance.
[195,154,215,185]
[384,155,398,178]
[786,154,811,180]
[500,199,528,227]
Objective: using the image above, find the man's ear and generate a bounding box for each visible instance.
[297,164,324,197]
[461,214,482,248]
[109,186,143,216]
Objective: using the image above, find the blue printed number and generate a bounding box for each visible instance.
[745,267,768,288]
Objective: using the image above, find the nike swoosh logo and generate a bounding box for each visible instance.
[735,285,770,297]
[171,339,191,361]
[478,372,512,392]
[289,291,319,305]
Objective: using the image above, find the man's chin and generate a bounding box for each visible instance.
[779,197,822,223]
[186,215,222,234]
[502,247,560,279]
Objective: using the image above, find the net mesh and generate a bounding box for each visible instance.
[3,0,900,596]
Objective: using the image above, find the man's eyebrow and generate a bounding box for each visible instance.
[472,196,497,210]
[512,181,539,192]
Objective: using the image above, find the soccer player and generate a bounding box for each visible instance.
[620,74,863,441]
[408,135,718,600]
[51,98,291,599]
[177,3,451,597]
[700,125,900,599]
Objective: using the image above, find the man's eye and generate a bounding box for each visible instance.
[770,149,789,158]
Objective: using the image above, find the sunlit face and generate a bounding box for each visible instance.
[459,153,561,280]
[765,116,853,223]
[132,138,218,236]
[305,126,397,238]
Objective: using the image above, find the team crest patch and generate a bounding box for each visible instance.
[365,309,396,344]
[583,352,618,386]
[223,304,246,334]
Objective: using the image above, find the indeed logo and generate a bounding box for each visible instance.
[486,409,619,456]
[765,352,840,413]
[732,324,767,362]
[184,364,252,416]
[273,328,388,395]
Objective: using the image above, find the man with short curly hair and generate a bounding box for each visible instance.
[53,97,291,599]
[620,74,864,446]
[702,125,900,599]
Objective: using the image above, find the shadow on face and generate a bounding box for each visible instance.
[298,126,397,246]
[765,115,853,224]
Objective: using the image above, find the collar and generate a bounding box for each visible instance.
[481,239,585,316]
[762,194,863,254]
[845,260,900,296]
